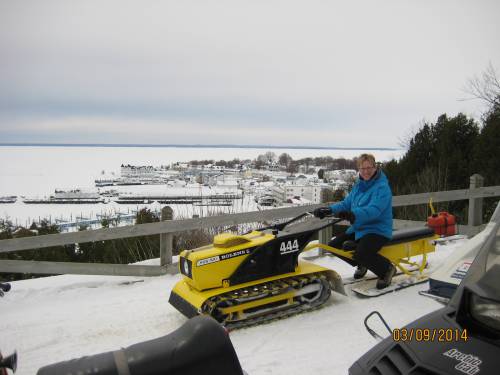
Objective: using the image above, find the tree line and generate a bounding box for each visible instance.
[189,153,357,174]
[383,66,499,222]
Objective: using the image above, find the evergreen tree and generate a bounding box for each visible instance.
[385,113,479,221]
[431,113,479,189]
[76,224,107,263]
[124,208,160,262]
[387,113,479,195]
[473,103,500,186]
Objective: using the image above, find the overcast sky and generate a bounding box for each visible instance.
[0,0,499,148]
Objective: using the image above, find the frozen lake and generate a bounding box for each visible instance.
[0,145,404,226]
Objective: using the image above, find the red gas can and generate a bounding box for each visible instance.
[427,211,457,236]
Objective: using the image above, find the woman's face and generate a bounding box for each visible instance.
[359,160,376,180]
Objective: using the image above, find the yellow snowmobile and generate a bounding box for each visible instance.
[169,213,437,329]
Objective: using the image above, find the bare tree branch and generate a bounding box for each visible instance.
[462,62,500,106]
[397,120,426,150]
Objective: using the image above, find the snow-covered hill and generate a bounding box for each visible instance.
[0,240,467,375]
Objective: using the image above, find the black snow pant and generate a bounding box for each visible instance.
[328,232,392,278]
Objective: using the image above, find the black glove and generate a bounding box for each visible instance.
[337,211,355,224]
[313,207,332,219]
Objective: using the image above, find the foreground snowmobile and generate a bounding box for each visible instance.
[31,316,242,374]
[2,317,243,375]
[169,212,438,329]
[349,201,500,375]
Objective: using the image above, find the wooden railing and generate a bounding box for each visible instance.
[0,175,499,277]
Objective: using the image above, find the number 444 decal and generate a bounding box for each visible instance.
[280,239,300,254]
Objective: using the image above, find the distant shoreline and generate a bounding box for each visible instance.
[0,143,400,151]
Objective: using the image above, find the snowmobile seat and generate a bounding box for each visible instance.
[387,227,435,246]
[37,315,244,375]
[339,227,435,251]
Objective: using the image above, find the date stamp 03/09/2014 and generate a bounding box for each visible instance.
[392,328,468,343]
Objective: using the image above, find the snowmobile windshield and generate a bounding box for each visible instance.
[469,225,500,334]
[470,294,500,332]
[485,225,500,273]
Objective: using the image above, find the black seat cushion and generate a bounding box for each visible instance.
[387,227,435,246]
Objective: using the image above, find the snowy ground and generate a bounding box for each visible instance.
[0,239,467,375]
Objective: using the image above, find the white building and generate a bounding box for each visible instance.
[120,165,157,178]
[284,184,329,204]
[324,169,357,182]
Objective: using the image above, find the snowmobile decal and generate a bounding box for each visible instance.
[197,256,220,267]
[450,261,472,280]
[196,249,252,267]
[443,349,482,375]
[220,249,252,260]
[279,239,299,254]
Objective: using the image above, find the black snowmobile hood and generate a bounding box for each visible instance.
[350,307,499,375]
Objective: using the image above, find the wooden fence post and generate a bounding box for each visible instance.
[318,193,333,255]
[160,206,174,266]
[318,225,332,248]
[468,174,484,235]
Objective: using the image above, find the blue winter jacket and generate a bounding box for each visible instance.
[329,169,393,240]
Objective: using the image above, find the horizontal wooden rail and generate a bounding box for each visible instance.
[392,186,500,206]
[0,180,499,278]
[1,185,500,254]
[0,260,177,276]
[0,204,323,253]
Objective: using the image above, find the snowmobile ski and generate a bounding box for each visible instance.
[432,234,468,245]
[342,264,423,286]
[417,290,450,304]
[350,274,428,297]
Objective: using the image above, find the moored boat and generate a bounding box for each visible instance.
[0,196,17,203]
[22,190,105,204]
